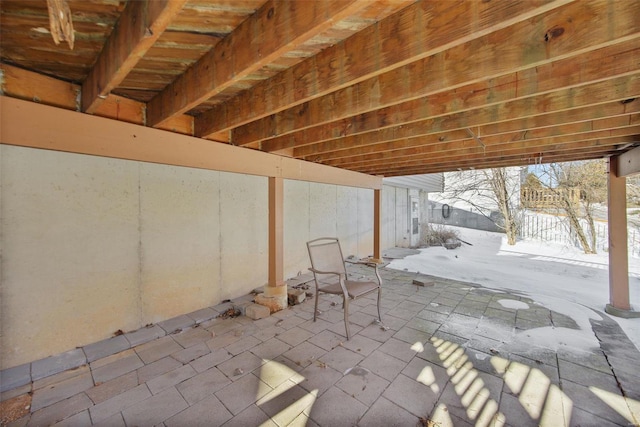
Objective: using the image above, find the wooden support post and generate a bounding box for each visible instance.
[605,157,639,318]
[256,176,287,312]
[268,176,284,288]
[373,188,382,262]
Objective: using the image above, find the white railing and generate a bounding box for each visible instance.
[519,212,640,256]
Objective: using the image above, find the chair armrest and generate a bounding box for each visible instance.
[308,267,343,276]
[344,258,383,287]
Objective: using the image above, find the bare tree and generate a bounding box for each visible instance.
[439,167,522,245]
[529,160,607,254]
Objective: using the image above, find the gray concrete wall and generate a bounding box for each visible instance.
[428,200,503,233]
[1,146,268,368]
[1,146,415,369]
[283,181,378,279]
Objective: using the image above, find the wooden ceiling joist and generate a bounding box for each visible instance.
[306,102,640,163]
[81,0,188,114]
[261,33,640,154]
[328,124,640,170]
[342,132,640,173]
[380,151,621,177]
[194,0,571,138]
[373,144,631,176]
[146,0,374,128]
[2,0,640,178]
[231,0,640,148]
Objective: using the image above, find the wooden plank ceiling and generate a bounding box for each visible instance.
[1,0,639,177]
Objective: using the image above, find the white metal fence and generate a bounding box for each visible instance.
[519,212,640,256]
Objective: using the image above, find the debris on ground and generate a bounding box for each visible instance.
[443,238,462,250]
[0,394,31,425]
[275,319,284,327]
[114,329,124,336]
[413,278,435,287]
[489,348,500,355]
[233,368,244,376]
[217,307,241,319]
[418,417,440,427]
[373,319,390,331]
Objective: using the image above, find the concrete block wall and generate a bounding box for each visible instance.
[283,181,376,279]
[0,146,411,369]
[0,146,268,369]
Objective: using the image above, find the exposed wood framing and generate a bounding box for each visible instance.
[146,0,373,128]
[1,64,194,135]
[0,96,382,190]
[1,0,639,177]
[195,0,570,138]
[231,1,640,147]
[81,0,188,114]
[257,21,640,153]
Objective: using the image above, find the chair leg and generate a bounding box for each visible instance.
[314,291,319,323]
[343,297,351,340]
[376,288,382,322]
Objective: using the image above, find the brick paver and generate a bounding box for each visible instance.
[2,264,640,426]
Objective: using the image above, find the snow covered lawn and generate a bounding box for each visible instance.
[388,226,640,351]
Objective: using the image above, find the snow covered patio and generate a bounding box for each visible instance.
[2,245,639,427]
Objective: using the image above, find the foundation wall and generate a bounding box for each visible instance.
[0,146,413,369]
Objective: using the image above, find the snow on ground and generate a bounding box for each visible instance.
[388,226,640,351]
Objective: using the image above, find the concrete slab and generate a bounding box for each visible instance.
[124,325,166,347]
[146,365,197,395]
[158,315,195,334]
[83,335,130,363]
[27,393,93,426]
[0,363,31,393]
[89,384,151,424]
[121,387,188,427]
[5,263,640,427]
[91,351,144,385]
[31,349,86,382]
[165,394,232,426]
[31,371,94,411]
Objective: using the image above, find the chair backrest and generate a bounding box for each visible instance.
[307,237,347,278]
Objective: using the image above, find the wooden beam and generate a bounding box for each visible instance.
[0,96,381,190]
[309,107,640,162]
[234,0,640,147]
[274,40,640,153]
[376,149,619,176]
[616,145,640,177]
[1,64,195,136]
[327,130,640,171]
[372,144,623,171]
[348,135,636,173]
[147,0,372,128]
[195,0,570,137]
[322,120,640,167]
[81,0,188,114]
[0,63,79,110]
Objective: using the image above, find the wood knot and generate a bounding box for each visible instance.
[267,7,275,19]
[544,26,564,43]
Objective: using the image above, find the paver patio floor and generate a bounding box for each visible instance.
[2,263,639,426]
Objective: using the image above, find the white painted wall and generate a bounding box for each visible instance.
[283,181,378,280]
[0,146,416,368]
